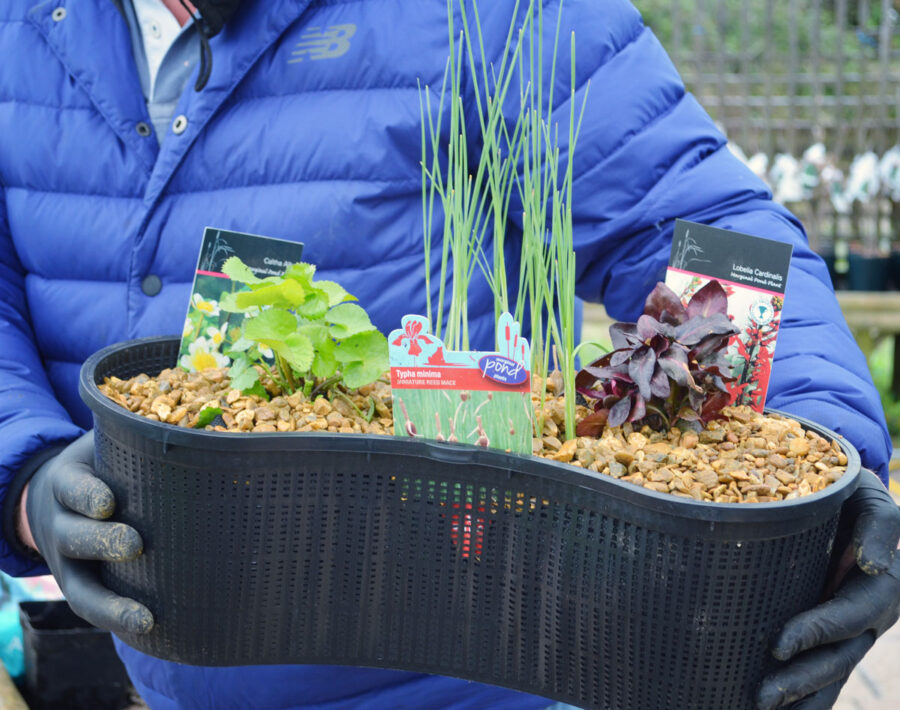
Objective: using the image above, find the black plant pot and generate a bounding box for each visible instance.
[79,336,861,710]
[848,252,890,291]
[817,250,847,290]
[890,250,900,290]
[18,601,132,710]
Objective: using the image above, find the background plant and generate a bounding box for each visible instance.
[219,257,388,399]
[575,281,739,435]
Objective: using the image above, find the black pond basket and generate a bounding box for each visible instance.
[79,336,861,710]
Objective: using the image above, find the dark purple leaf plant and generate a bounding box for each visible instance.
[575,280,740,437]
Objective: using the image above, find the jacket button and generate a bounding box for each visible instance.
[172,115,188,135]
[51,7,66,21]
[141,275,162,297]
[136,121,152,137]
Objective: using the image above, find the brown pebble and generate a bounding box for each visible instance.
[312,397,332,416]
[699,429,725,444]
[552,439,578,462]
[614,450,634,465]
[255,406,275,421]
[774,470,795,485]
[768,454,788,469]
[608,460,627,478]
[575,447,596,467]
[681,432,699,449]
[235,409,255,430]
[789,437,810,456]
[649,468,674,483]
[542,435,562,451]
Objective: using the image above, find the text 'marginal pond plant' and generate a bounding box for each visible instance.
[575,280,740,437]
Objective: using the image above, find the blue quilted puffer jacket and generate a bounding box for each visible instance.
[0,0,891,707]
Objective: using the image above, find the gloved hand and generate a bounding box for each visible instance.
[22,431,154,635]
[756,469,900,710]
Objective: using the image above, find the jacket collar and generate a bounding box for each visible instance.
[142,0,312,203]
[28,0,157,172]
[29,0,313,199]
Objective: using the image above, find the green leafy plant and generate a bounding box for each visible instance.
[219,257,389,398]
[575,280,739,436]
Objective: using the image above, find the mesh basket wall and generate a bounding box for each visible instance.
[81,337,860,710]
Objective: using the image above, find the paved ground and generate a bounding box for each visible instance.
[833,464,900,710]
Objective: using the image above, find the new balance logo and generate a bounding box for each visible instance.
[288,24,356,62]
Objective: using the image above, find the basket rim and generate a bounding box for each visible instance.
[79,335,862,524]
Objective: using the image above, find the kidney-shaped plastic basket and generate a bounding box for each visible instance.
[79,336,860,710]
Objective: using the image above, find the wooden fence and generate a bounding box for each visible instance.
[635,0,900,252]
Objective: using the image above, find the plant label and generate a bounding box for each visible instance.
[388,312,533,454]
[666,219,793,412]
[179,228,304,372]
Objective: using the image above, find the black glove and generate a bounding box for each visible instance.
[756,469,900,710]
[23,432,154,635]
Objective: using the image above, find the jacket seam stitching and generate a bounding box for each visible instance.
[234,85,419,103]
[0,99,94,112]
[165,176,419,196]
[4,186,141,199]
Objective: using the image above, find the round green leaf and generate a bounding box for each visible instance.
[243,309,297,342]
[334,330,388,365]
[235,280,306,309]
[274,332,314,373]
[297,291,329,320]
[228,356,260,391]
[326,303,376,339]
[222,256,263,285]
[340,359,387,390]
[284,263,316,286]
[334,331,388,388]
[315,280,357,307]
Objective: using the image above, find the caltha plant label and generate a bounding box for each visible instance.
[389,312,533,454]
[179,227,305,373]
[665,219,793,412]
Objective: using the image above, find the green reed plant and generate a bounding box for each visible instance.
[420,0,526,350]
[511,5,590,441]
[420,0,591,441]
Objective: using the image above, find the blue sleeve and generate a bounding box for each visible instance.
[0,181,83,576]
[552,1,891,482]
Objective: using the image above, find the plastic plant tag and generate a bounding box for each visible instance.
[389,312,533,454]
[179,228,304,372]
[665,219,792,411]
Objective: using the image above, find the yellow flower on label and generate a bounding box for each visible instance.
[182,319,194,338]
[191,293,220,317]
[190,350,219,370]
[179,337,230,372]
[206,324,227,346]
